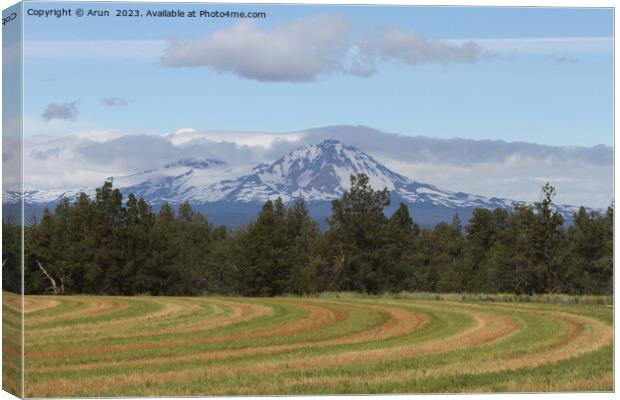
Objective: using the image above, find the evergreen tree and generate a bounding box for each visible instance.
[477,208,512,292]
[385,203,419,291]
[410,220,462,293]
[147,203,179,295]
[326,174,391,293]
[285,199,320,295]
[169,203,213,295]
[565,206,613,294]
[240,199,289,296]
[533,183,566,293]
[203,227,243,295]
[123,195,156,295]
[461,208,494,291]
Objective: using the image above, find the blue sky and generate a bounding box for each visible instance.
[20,2,614,146]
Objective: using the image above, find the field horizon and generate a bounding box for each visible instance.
[3,291,613,397]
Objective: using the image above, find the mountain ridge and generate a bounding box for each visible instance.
[7,138,592,226]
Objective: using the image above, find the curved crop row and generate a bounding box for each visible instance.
[4,292,611,397]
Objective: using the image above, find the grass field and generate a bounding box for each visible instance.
[2,291,613,397]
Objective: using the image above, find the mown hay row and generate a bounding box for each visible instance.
[16,295,613,397]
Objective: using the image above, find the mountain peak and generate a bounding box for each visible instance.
[317,138,345,147]
[285,138,361,165]
[219,139,410,203]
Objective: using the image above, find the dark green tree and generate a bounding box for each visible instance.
[240,199,289,296]
[533,183,566,293]
[122,195,156,295]
[285,198,320,295]
[565,205,613,294]
[326,174,391,293]
[385,203,419,291]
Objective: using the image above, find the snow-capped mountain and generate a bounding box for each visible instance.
[106,158,234,204]
[7,139,588,227]
[16,158,234,206]
[212,139,409,203]
[209,139,518,209]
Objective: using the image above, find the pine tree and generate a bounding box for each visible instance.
[123,194,155,295]
[285,199,320,295]
[534,183,565,293]
[147,203,179,295]
[203,227,242,295]
[385,203,419,291]
[326,173,391,293]
[170,203,213,295]
[460,208,495,292]
[240,199,289,296]
[565,205,612,294]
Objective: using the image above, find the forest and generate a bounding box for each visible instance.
[2,174,613,297]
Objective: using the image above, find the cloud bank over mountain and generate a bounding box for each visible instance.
[20,125,612,209]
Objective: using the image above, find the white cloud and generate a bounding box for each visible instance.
[160,15,488,82]
[168,129,304,147]
[363,27,485,65]
[73,130,157,143]
[19,130,301,190]
[380,156,611,209]
[161,14,352,82]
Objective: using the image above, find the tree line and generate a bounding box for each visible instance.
[2,174,613,296]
